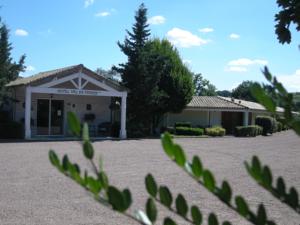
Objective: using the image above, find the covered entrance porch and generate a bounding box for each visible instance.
[6,64,127,139]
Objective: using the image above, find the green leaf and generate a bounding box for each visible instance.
[135,210,152,225]
[262,166,273,188]
[99,171,109,190]
[219,181,232,204]
[122,189,132,210]
[203,170,216,192]
[145,174,158,197]
[62,155,69,171]
[87,176,102,195]
[252,156,262,180]
[251,83,276,113]
[276,177,286,196]
[173,144,186,167]
[175,194,188,218]
[163,217,177,225]
[208,213,219,225]
[159,186,173,208]
[107,186,127,212]
[49,150,60,168]
[67,111,81,136]
[235,196,249,217]
[288,187,299,208]
[161,133,175,159]
[83,141,94,159]
[146,198,157,223]
[82,123,89,142]
[262,66,272,82]
[256,204,267,225]
[191,205,202,225]
[191,156,203,178]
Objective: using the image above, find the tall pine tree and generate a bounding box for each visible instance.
[114,3,152,136]
[0,18,25,108]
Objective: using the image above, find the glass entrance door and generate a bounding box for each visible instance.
[50,100,64,135]
[37,99,64,135]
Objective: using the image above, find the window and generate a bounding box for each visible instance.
[86,104,92,111]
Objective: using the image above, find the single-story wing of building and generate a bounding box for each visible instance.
[5,64,284,139]
[164,96,284,134]
[6,64,128,139]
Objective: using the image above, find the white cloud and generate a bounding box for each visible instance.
[277,70,300,92]
[148,16,166,25]
[226,66,247,72]
[225,58,268,73]
[25,65,35,72]
[95,11,111,17]
[199,27,214,33]
[229,33,240,39]
[166,28,210,48]
[84,0,94,8]
[228,58,268,66]
[15,29,28,36]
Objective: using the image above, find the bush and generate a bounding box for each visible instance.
[174,122,191,128]
[205,126,226,137]
[277,121,283,132]
[175,126,204,136]
[0,121,23,139]
[255,116,276,135]
[235,125,263,137]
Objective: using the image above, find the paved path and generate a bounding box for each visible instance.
[0,131,299,225]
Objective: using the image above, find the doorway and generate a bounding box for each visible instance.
[37,99,64,135]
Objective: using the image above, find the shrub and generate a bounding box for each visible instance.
[205,126,226,137]
[235,125,263,137]
[174,122,191,128]
[277,121,283,132]
[255,116,276,135]
[0,121,23,139]
[175,126,204,136]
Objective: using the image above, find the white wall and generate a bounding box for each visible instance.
[13,87,111,136]
[165,110,222,127]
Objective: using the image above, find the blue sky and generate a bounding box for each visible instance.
[1,0,300,91]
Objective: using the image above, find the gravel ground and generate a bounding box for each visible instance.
[0,131,299,225]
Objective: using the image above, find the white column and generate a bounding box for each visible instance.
[119,93,127,139]
[243,111,249,126]
[25,86,32,139]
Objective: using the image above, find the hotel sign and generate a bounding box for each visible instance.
[56,89,104,96]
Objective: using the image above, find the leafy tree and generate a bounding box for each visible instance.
[275,0,300,44]
[232,81,257,102]
[0,18,25,108]
[143,39,193,131]
[193,73,217,96]
[216,90,232,97]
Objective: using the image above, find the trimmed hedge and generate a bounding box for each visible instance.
[0,121,23,139]
[205,126,226,137]
[255,116,276,135]
[175,127,204,136]
[174,122,191,128]
[235,125,263,137]
[160,126,175,134]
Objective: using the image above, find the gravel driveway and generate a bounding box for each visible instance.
[0,131,299,225]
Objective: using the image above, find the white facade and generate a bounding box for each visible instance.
[8,65,127,139]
